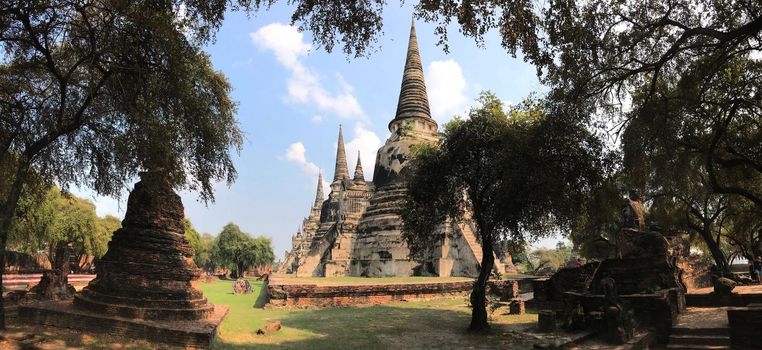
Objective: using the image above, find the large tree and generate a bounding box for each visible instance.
[402,92,607,331]
[213,223,274,278]
[8,188,113,266]
[0,1,245,328]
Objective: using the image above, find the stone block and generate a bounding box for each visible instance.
[538,310,557,332]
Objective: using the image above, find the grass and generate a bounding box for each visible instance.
[201,277,539,350]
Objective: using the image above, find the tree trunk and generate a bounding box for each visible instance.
[237,262,244,279]
[0,160,30,330]
[468,225,494,332]
[700,224,729,276]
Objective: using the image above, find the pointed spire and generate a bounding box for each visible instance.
[333,125,350,181]
[353,151,365,181]
[390,18,432,131]
[313,171,325,208]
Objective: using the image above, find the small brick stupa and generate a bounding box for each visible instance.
[74,170,213,320]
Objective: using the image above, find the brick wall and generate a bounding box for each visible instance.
[267,280,519,307]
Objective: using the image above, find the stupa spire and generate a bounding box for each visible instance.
[353,151,365,181]
[390,18,432,131]
[333,125,350,181]
[313,171,325,208]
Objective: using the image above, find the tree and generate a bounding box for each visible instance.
[722,198,762,262]
[8,188,112,267]
[198,233,216,272]
[213,223,274,278]
[184,218,211,270]
[0,1,245,328]
[527,242,574,276]
[402,92,607,331]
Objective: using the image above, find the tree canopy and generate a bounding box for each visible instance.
[184,218,213,270]
[212,223,274,278]
[403,92,608,331]
[7,187,115,268]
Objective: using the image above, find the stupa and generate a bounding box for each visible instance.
[21,171,227,348]
[279,20,514,277]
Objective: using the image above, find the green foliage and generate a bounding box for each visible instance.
[1,1,245,204]
[404,92,608,257]
[527,242,573,276]
[184,218,214,269]
[403,91,608,330]
[8,188,114,262]
[212,223,274,277]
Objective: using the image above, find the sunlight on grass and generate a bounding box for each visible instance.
[200,277,538,350]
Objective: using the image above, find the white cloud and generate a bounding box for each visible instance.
[427,59,469,122]
[251,23,364,120]
[283,142,329,194]
[249,23,311,67]
[345,123,382,180]
[311,115,323,123]
[284,142,320,176]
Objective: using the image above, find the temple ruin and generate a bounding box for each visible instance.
[279,21,512,278]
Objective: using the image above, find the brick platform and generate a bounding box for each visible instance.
[267,279,520,307]
[19,300,228,349]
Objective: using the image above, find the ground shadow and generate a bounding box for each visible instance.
[253,283,269,308]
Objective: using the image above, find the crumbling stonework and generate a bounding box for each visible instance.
[30,243,75,300]
[73,171,213,321]
[233,278,252,295]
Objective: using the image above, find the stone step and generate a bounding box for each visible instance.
[671,327,730,337]
[73,293,214,321]
[668,334,731,346]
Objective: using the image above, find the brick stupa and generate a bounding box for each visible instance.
[74,171,213,320]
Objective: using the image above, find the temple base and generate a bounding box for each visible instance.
[19,300,228,349]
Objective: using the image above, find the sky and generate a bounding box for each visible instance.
[73,3,562,258]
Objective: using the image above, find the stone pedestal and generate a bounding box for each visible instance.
[73,171,212,321]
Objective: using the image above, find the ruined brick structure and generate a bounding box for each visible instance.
[279,21,510,277]
[74,170,214,320]
[20,171,227,349]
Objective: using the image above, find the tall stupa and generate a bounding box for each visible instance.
[279,20,509,277]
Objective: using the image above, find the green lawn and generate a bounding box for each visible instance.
[201,278,539,350]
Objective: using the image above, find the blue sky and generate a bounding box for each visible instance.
[75,3,562,257]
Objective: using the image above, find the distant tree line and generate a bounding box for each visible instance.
[183,221,274,278]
